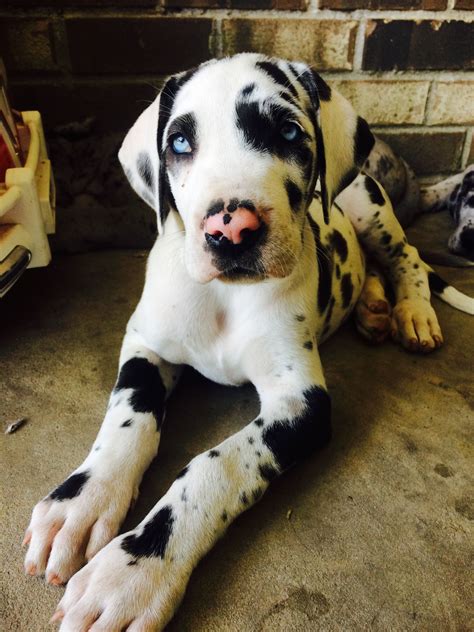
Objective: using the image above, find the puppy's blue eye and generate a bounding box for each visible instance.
[280,122,302,142]
[171,135,192,154]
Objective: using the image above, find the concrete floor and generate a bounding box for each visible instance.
[1,214,473,631]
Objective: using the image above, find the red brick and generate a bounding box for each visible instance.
[453,0,473,7]
[222,18,357,70]
[363,20,474,71]
[376,131,465,175]
[66,17,213,75]
[0,18,58,74]
[162,0,307,6]
[10,80,161,132]
[3,0,157,5]
[321,0,446,7]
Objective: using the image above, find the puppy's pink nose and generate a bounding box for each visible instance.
[205,208,261,245]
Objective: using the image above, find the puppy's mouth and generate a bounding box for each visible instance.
[219,263,266,283]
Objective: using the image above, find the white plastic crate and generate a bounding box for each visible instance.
[0,111,55,297]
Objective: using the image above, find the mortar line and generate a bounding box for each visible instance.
[353,18,367,72]
[460,127,473,168]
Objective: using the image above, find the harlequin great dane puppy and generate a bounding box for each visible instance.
[23,54,474,631]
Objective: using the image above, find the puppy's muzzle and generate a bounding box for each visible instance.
[204,201,265,257]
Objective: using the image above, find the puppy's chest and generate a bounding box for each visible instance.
[141,291,251,385]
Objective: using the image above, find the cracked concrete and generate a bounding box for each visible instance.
[1,212,473,631]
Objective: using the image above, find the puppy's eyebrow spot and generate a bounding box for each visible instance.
[256,60,298,99]
[241,83,256,97]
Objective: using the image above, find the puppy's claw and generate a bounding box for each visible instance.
[47,573,64,586]
[50,609,64,624]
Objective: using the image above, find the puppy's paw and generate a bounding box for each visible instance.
[24,470,136,585]
[52,521,188,632]
[355,297,392,344]
[391,298,443,353]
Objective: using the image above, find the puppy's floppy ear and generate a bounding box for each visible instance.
[118,75,182,234]
[298,68,374,224]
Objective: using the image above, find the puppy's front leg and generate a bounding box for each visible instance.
[24,328,181,585]
[53,352,330,631]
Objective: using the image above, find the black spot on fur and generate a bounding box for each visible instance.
[136,152,154,191]
[341,273,354,308]
[223,213,232,225]
[176,465,188,479]
[121,419,133,427]
[262,387,331,471]
[240,492,249,506]
[257,61,298,98]
[121,505,174,559]
[335,264,341,279]
[227,198,239,212]
[235,100,311,167]
[365,175,385,206]
[208,449,220,458]
[308,215,332,313]
[354,117,375,168]
[241,83,256,97]
[255,418,264,428]
[311,70,332,101]
[285,179,303,212]
[328,229,348,263]
[248,436,255,444]
[324,296,336,327]
[252,487,263,502]
[390,243,404,259]
[259,463,278,482]
[127,559,138,566]
[337,167,359,198]
[428,272,448,294]
[206,199,225,217]
[381,233,391,245]
[115,358,166,430]
[303,340,313,350]
[221,511,228,522]
[295,314,306,322]
[50,471,90,501]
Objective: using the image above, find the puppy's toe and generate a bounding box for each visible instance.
[355,301,391,343]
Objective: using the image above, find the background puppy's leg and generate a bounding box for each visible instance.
[24,328,182,585]
[339,174,443,352]
[52,350,330,631]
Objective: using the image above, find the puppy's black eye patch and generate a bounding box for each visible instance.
[235,100,311,167]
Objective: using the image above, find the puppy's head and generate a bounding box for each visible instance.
[119,54,374,283]
[447,168,474,261]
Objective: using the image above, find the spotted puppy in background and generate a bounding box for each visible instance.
[419,166,474,263]
[23,54,474,631]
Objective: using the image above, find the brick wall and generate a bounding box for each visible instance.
[0,1,473,250]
